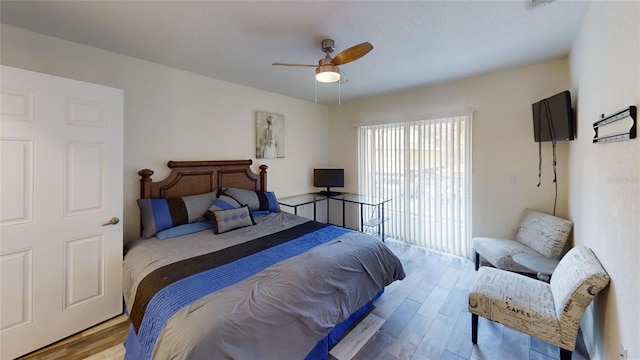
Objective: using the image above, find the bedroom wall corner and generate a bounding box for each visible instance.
[567,2,640,360]
[328,58,571,244]
[0,24,330,243]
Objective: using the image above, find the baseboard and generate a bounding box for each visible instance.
[581,305,598,360]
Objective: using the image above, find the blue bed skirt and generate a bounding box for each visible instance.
[305,288,383,360]
[124,288,383,360]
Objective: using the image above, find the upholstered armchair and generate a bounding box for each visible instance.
[468,245,610,360]
[473,208,573,273]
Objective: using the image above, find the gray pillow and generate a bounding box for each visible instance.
[138,191,217,238]
[211,205,256,234]
[222,187,280,212]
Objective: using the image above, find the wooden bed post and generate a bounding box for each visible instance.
[259,165,268,191]
[138,169,154,199]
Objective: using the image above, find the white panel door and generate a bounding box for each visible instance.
[0,65,123,359]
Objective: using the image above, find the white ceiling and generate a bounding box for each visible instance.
[0,0,590,104]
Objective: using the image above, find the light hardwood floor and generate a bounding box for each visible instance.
[335,240,588,360]
[19,239,588,360]
[17,314,129,360]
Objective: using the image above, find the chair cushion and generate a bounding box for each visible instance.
[473,237,542,273]
[550,246,610,348]
[469,267,562,347]
[516,209,573,259]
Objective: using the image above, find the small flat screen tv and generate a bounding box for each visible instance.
[313,168,344,196]
[532,90,574,142]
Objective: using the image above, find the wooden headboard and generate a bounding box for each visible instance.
[138,160,268,199]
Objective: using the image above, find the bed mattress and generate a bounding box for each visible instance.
[123,211,405,359]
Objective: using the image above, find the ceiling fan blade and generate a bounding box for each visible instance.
[331,42,373,66]
[272,62,317,67]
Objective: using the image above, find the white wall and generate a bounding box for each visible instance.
[1,24,330,242]
[5,14,637,358]
[568,2,640,359]
[328,59,571,241]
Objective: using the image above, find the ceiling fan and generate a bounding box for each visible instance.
[272,39,373,83]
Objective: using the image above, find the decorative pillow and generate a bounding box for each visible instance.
[203,195,242,220]
[138,191,217,238]
[156,221,213,240]
[211,205,256,234]
[222,187,280,212]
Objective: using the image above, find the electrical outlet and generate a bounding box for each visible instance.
[620,342,628,360]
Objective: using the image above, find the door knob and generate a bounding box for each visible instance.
[102,217,120,226]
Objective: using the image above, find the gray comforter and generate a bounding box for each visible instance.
[123,212,405,359]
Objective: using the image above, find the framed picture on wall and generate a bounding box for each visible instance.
[256,111,285,159]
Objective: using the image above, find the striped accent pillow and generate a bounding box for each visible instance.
[222,188,280,212]
[203,195,242,221]
[137,191,217,238]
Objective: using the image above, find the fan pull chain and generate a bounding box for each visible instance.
[313,79,342,105]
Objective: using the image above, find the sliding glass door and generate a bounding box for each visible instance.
[358,113,472,257]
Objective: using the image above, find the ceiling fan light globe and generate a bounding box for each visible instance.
[315,65,341,83]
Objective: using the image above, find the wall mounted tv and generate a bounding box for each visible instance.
[532,90,574,142]
[313,168,344,196]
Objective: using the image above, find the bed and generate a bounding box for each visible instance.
[123,160,405,360]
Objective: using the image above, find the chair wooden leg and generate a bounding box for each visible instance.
[474,251,480,271]
[471,313,478,344]
[560,348,572,360]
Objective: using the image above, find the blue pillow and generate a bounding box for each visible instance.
[251,210,271,218]
[156,221,213,240]
[137,191,217,238]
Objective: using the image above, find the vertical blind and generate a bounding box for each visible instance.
[358,113,473,258]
